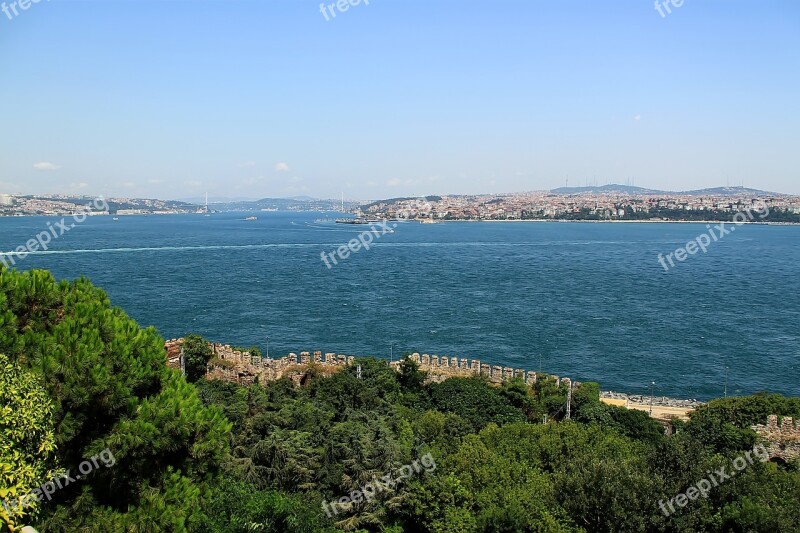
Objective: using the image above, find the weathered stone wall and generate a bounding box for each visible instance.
[399,352,566,388]
[752,415,800,462]
[164,339,575,389]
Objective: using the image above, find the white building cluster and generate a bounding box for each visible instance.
[365,190,800,221]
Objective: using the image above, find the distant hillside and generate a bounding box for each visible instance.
[361,195,443,210]
[551,184,661,195]
[178,196,258,204]
[27,195,197,211]
[551,184,781,196]
[684,186,778,197]
[209,197,357,212]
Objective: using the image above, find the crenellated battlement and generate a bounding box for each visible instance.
[164,339,575,389]
[402,352,565,387]
[753,415,800,440]
[752,415,800,462]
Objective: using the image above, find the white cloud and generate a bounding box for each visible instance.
[70,182,89,189]
[239,161,256,168]
[289,176,303,183]
[275,162,290,172]
[634,114,642,122]
[184,180,202,187]
[33,162,60,171]
[147,179,164,184]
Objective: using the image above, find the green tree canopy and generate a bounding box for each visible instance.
[0,354,58,531]
[0,267,231,531]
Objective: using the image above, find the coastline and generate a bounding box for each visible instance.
[601,390,703,409]
[430,218,800,226]
[2,212,798,225]
[169,338,708,419]
[601,391,704,421]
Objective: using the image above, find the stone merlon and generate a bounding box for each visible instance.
[164,339,578,389]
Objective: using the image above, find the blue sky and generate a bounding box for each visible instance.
[1,0,798,200]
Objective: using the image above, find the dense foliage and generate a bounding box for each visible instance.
[0,268,230,531]
[1,266,798,532]
[0,354,58,529]
[183,333,214,383]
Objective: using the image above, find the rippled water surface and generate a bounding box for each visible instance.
[2,212,798,399]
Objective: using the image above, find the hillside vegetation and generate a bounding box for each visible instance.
[1,267,798,532]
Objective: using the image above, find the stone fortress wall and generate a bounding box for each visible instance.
[167,338,800,450]
[402,352,573,388]
[164,339,576,389]
[752,415,800,462]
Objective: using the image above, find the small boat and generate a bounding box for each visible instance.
[112,217,119,221]
[245,216,258,221]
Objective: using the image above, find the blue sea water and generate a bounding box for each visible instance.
[1,212,798,400]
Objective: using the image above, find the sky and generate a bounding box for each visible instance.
[0,0,798,201]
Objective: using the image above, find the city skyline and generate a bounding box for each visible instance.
[1,1,799,199]
[1,182,796,205]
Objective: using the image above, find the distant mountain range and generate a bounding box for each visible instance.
[177,195,320,205]
[205,197,356,212]
[174,186,789,214]
[550,185,782,196]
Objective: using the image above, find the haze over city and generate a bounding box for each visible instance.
[1,0,798,200]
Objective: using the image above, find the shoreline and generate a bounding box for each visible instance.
[1,212,798,225]
[601,391,704,421]
[173,338,710,412]
[429,218,800,226]
[601,390,704,409]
